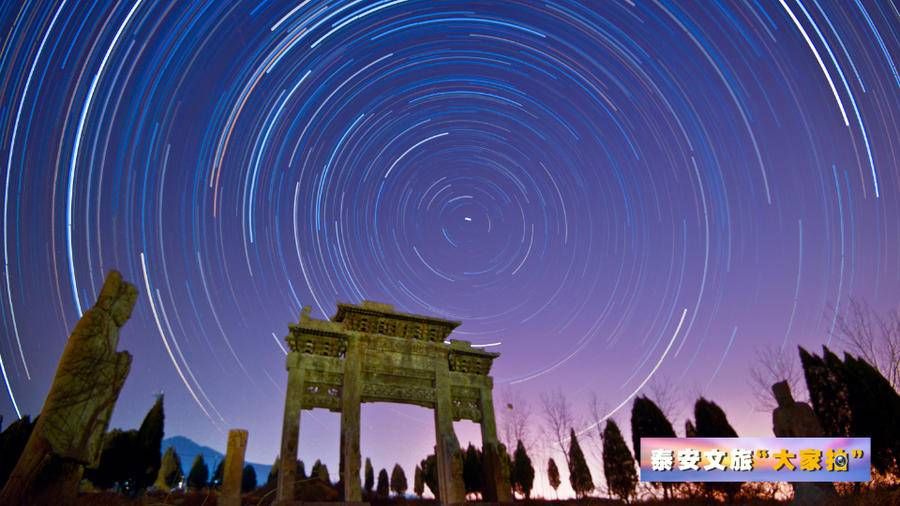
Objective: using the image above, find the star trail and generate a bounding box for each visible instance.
[0,0,898,496]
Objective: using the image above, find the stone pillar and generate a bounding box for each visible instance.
[433,355,465,504]
[221,429,249,506]
[341,335,362,502]
[277,351,305,503]
[479,383,511,502]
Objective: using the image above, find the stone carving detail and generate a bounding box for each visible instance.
[362,382,435,405]
[452,398,482,422]
[336,302,456,342]
[365,334,434,356]
[362,361,435,379]
[292,333,346,357]
[448,352,492,375]
[451,385,481,401]
[303,383,342,410]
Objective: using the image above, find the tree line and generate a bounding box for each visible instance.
[0,394,259,496]
[493,342,899,502]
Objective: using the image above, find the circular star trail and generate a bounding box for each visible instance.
[0,0,898,485]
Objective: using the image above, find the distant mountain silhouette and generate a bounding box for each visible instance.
[161,435,271,482]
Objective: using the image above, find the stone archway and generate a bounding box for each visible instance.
[276,301,510,505]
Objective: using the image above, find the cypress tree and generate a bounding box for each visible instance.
[567,428,594,498]
[546,458,561,499]
[602,420,638,502]
[376,468,390,498]
[462,443,483,497]
[311,459,330,483]
[212,459,224,487]
[801,346,900,473]
[630,396,675,457]
[266,456,279,488]
[187,455,209,490]
[684,420,696,437]
[155,446,183,490]
[799,346,852,436]
[87,428,138,491]
[390,463,408,496]
[511,439,535,498]
[631,396,676,498]
[364,457,374,494]
[842,352,900,472]
[297,459,307,480]
[693,398,740,501]
[413,464,424,497]
[420,454,439,499]
[136,395,165,491]
[242,464,257,492]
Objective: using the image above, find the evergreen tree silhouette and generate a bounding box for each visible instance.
[800,346,852,437]
[602,420,638,502]
[801,346,900,473]
[155,446,183,490]
[631,396,675,499]
[376,468,390,498]
[212,459,224,488]
[390,463,408,496]
[567,428,594,498]
[546,457,561,499]
[462,443,483,497]
[136,394,164,490]
[266,455,279,488]
[364,457,374,495]
[420,454,439,499]
[241,464,257,492]
[511,439,535,498]
[693,398,740,501]
[187,455,209,490]
[413,464,424,497]
[311,459,330,483]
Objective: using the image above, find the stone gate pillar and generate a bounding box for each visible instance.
[434,354,465,504]
[479,383,511,502]
[341,334,362,502]
[277,351,305,502]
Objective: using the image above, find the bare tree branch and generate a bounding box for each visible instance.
[748,346,806,412]
[540,389,575,469]
[646,377,683,425]
[832,298,900,390]
[498,387,534,452]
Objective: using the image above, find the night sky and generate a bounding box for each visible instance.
[1,0,898,498]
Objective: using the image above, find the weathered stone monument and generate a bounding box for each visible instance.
[276,301,510,505]
[771,380,836,504]
[221,429,249,506]
[0,270,138,505]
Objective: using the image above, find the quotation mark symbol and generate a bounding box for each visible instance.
[851,449,864,459]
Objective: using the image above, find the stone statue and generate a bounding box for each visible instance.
[771,380,836,504]
[772,381,824,437]
[0,270,138,505]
